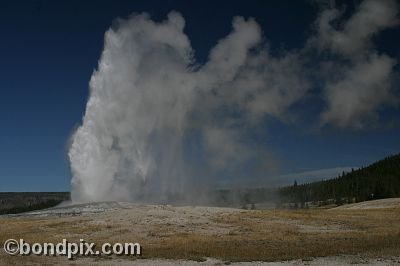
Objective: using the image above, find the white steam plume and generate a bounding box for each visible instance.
[314,0,399,127]
[69,0,399,203]
[68,12,307,203]
[69,12,197,202]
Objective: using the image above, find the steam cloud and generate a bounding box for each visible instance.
[69,0,399,203]
[316,0,399,127]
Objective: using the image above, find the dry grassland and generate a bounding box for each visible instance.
[0,201,399,264]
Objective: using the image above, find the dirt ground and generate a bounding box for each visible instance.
[1,199,400,265]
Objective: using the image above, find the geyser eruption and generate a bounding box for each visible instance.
[68,12,297,203]
[69,0,399,203]
[69,12,198,202]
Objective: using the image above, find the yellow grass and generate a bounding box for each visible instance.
[1,206,400,264]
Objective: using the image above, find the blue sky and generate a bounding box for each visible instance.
[0,0,399,192]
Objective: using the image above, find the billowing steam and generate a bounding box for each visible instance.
[69,0,399,203]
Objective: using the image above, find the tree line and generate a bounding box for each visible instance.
[279,154,400,207]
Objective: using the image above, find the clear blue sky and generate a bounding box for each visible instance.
[0,0,399,192]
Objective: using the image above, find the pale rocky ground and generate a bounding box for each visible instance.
[1,199,400,265]
[11,202,244,238]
